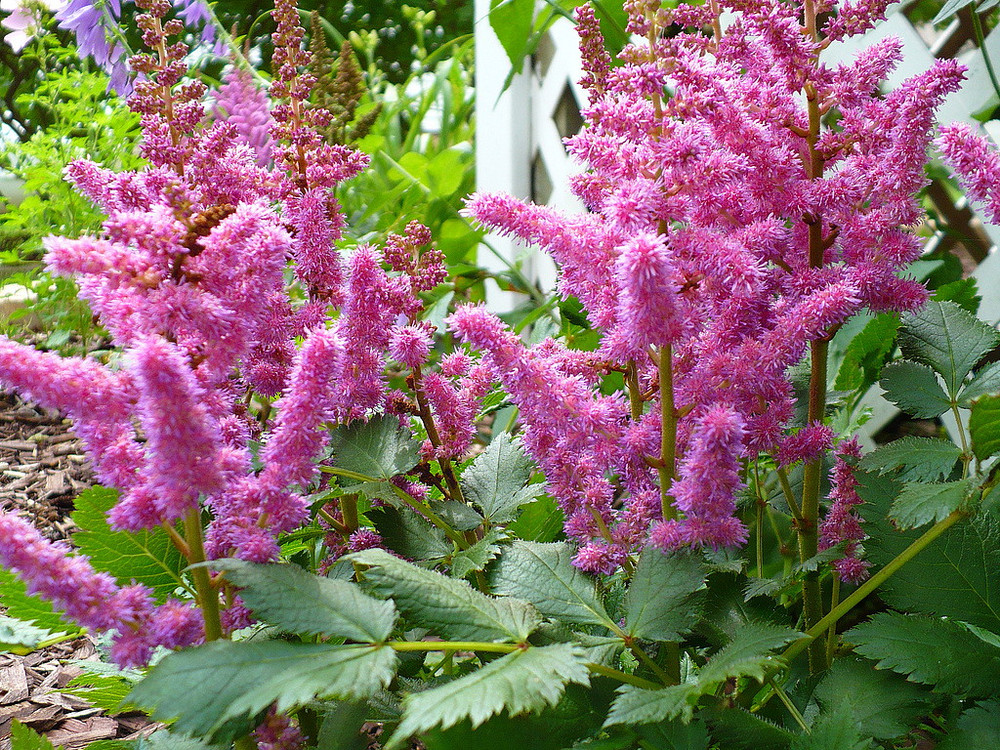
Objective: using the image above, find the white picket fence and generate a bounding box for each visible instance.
[473,0,1000,446]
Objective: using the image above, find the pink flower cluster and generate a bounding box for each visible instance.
[0,0,474,663]
[455,1,964,569]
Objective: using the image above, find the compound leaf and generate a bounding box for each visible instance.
[889,479,972,530]
[461,432,544,524]
[878,361,950,418]
[327,415,420,482]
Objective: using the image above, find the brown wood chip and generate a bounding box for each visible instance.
[46,716,118,748]
[0,665,29,705]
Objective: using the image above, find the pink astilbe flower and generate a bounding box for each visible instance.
[819,438,870,582]
[650,406,748,550]
[214,65,274,166]
[937,123,1000,224]
[458,0,963,567]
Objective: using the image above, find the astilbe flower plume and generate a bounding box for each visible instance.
[456,0,965,565]
[0,0,479,666]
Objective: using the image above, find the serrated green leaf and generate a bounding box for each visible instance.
[970,394,1000,460]
[959,360,1000,405]
[128,641,396,745]
[491,542,616,629]
[604,684,697,727]
[369,505,451,562]
[386,643,590,749]
[71,486,186,602]
[936,701,1000,750]
[862,474,1000,632]
[327,415,419,481]
[890,479,973,530]
[697,623,799,687]
[0,568,81,636]
[348,548,540,642]
[0,614,59,652]
[878,361,951,418]
[10,721,56,750]
[63,663,139,713]
[316,702,369,750]
[706,708,795,749]
[814,657,934,740]
[460,433,543,524]
[793,703,874,750]
[794,543,850,574]
[211,560,396,642]
[847,612,1000,697]
[625,550,706,642]
[451,529,508,579]
[898,301,1000,397]
[857,437,961,483]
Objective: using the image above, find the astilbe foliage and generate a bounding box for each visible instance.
[456,0,964,572]
[0,0,464,665]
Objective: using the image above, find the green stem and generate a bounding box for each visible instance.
[769,676,809,734]
[972,10,1000,107]
[782,509,965,666]
[389,641,520,653]
[775,466,804,523]
[950,402,973,478]
[825,575,840,667]
[184,510,222,642]
[587,662,664,691]
[340,493,359,533]
[626,360,643,421]
[798,338,828,672]
[658,345,677,521]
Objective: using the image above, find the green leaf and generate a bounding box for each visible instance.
[848,612,1000,697]
[625,550,706,642]
[386,643,590,749]
[932,0,978,24]
[706,709,795,750]
[10,721,56,750]
[348,548,540,642]
[71,486,186,602]
[889,479,973,530]
[488,0,536,74]
[635,718,711,750]
[604,684,697,727]
[451,529,508,579]
[461,432,544,524]
[134,730,227,749]
[491,541,616,629]
[327,415,420,481]
[970,394,1000,460]
[429,499,484,532]
[862,474,1000,632]
[696,623,799,687]
[937,701,1000,750]
[316,702,369,750]
[834,313,900,392]
[857,437,961,483]
[63,662,140,713]
[932,277,981,314]
[128,641,396,745]
[211,560,396,643]
[959,360,1000,405]
[814,657,934,740]
[0,568,81,636]
[793,703,874,750]
[369,505,451,562]
[0,614,60,653]
[898,300,1000,398]
[878,361,951,418]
